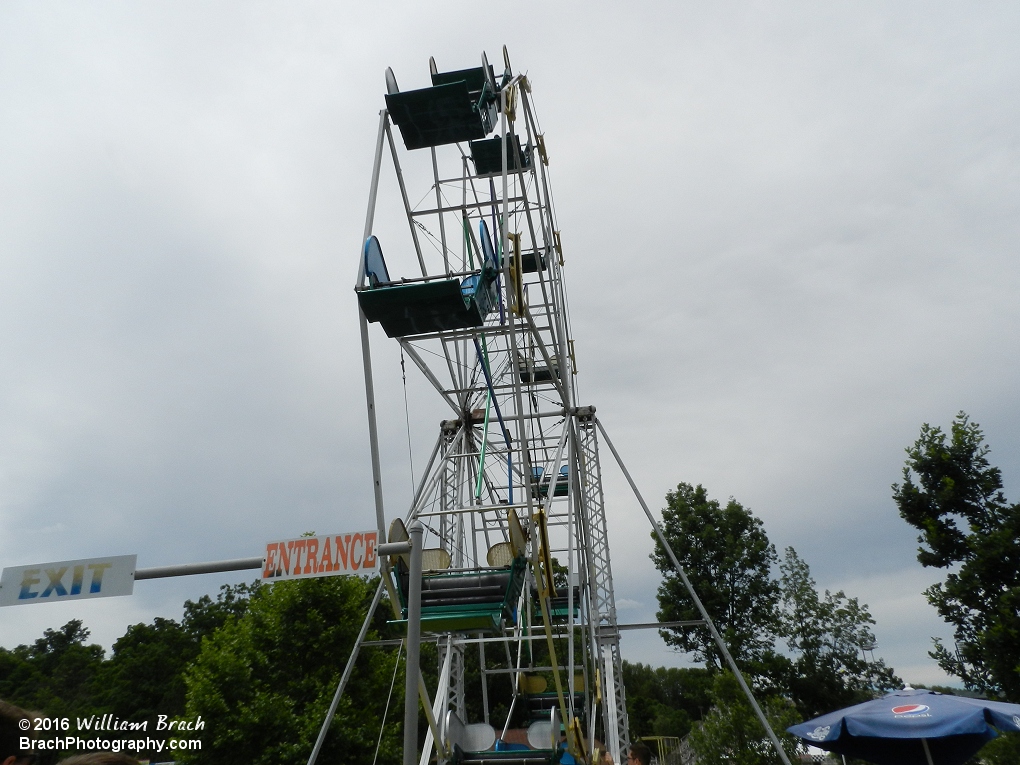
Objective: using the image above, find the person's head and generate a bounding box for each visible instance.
[628,742,652,765]
[0,699,37,765]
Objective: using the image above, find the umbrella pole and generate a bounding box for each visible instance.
[922,739,935,765]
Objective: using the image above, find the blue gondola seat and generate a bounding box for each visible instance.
[357,235,499,338]
[530,465,569,498]
[454,744,561,765]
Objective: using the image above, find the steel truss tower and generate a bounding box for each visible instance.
[351,49,792,765]
[356,50,632,764]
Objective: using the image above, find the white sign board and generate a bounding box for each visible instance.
[262,531,379,580]
[0,555,137,607]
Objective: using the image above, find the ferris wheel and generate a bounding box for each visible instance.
[341,48,792,765]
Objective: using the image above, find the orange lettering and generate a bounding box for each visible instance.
[279,541,293,576]
[364,531,378,570]
[352,533,364,570]
[293,540,307,575]
[263,543,279,578]
[319,537,334,572]
[305,539,319,574]
[335,535,350,570]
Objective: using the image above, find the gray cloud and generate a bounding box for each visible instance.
[2,1,1019,690]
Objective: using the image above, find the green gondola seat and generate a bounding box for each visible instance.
[531,586,581,623]
[519,359,557,383]
[470,135,533,176]
[356,235,499,338]
[391,554,527,633]
[520,249,546,273]
[525,693,586,725]
[385,61,498,150]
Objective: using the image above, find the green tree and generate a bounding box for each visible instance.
[622,661,713,739]
[650,481,901,726]
[0,620,105,719]
[181,575,401,765]
[779,548,900,718]
[687,672,799,765]
[92,617,192,722]
[181,581,258,638]
[980,731,1020,765]
[92,581,259,723]
[892,413,1020,700]
[652,483,783,681]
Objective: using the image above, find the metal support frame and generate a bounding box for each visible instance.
[574,409,630,761]
[351,55,782,765]
[360,71,594,763]
[404,522,424,765]
[15,57,786,765]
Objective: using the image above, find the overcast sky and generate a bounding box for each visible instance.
[2,1,1019,691]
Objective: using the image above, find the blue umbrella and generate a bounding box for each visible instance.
[787,688,1020,765]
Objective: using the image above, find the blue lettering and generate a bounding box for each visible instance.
[18,569,41,599]
[40,567,69,597]
[70,565,85,595]
[88,563,112,593]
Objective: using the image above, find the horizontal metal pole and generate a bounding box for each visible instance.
[361,632,575,648]
[358,268,479,288]
[434,169,531,186]
[483,665,556,674]
[409,195,527,217]
[615,621,706,631]
[378,541,412,556]
[361,637,439,648]
[134,557,263,580]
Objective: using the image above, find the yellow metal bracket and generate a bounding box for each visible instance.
[531,508,578,759]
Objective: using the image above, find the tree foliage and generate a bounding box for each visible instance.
[180,575,401,765]
[779,548,900,718]
[686,672,799,765]
[90,581,259,724]
[649,481,899,740]
[653,483,783,678]
[622,662,712,740]
[0,620,104,719]
[893,412,1020,700]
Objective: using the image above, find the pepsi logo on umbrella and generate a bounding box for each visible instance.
[892,705,931,717]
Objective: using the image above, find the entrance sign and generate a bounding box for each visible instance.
[262,531,379,580]
[0,554,137,607]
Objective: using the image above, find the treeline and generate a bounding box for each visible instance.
[0,503,899,765]
[617,486,901,765]
[0,583,252,724]
[0,577,405,765]
[0,574,532,765]
[4,413,1017,765]
[629,412,1020,765]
